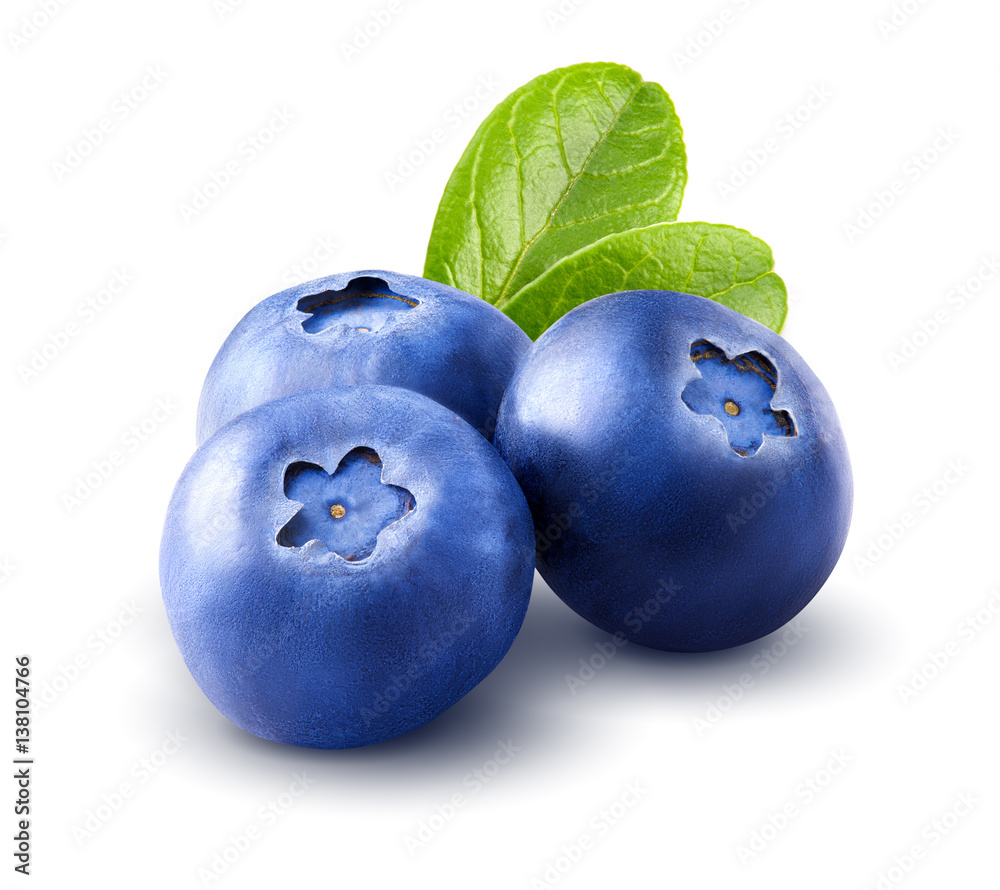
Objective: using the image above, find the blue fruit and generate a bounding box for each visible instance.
[161,386,535,748]
[196,270,531,444]
[494,290,852,652]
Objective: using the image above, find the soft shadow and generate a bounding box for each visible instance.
[591,582,890,702]
[151,575,595,789]
[150,575,882,790]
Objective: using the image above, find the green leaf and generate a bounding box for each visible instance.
[501,222,788,340]
[424,62,687,308]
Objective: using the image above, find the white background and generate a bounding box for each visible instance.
[2,0,998,887]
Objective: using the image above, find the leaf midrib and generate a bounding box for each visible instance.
[508,223,778,328]
[494,74,645,309]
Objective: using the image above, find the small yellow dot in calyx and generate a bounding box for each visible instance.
[330,504,347,519]
[724,399,740,416]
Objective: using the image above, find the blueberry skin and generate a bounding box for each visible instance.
[494,290,853,653]
[196,270,531,445]
[161,386,535,748]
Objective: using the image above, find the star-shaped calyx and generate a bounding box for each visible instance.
[296,276,418,335]
[277,447,415,560]
[681,339,796,456]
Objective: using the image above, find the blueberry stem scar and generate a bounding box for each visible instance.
[682,339,796,456]
[277,447,415,559]
[296,276,419,335]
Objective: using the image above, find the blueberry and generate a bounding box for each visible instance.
[161,386,535,748]
[494,290,853,652]
[196,270,531,444]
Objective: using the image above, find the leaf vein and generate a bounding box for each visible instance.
[495,76,645,307]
